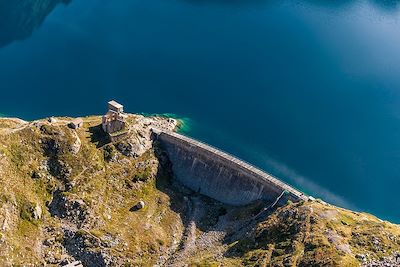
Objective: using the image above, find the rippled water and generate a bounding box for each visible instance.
[1,0,400,222]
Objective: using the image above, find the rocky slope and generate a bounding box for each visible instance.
[0,115,399,266]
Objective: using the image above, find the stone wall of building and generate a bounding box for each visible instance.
[103,119,125,134]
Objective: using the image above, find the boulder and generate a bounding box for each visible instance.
[33,203,42,220]
[136,201,145,210]
[115,141,140,157]
[130,201,145,211]
[70,133,81,155]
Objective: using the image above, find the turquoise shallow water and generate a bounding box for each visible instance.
[1,0,400,222]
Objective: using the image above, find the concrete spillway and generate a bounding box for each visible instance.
[152,129,307,206]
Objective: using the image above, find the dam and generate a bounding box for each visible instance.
[152,129,308,206]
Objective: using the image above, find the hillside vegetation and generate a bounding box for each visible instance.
[0,115,399,266]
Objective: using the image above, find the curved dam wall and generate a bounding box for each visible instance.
[152,129,307,206]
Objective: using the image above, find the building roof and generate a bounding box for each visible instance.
[108,100,123,109]
[71,117,83,125]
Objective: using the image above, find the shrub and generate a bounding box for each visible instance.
[103,144,116,161]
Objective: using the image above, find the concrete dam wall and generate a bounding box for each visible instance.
[153,129,307,206]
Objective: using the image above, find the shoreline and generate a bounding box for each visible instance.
[0,112,190,128]
[1,114,398,225]
[139,112,192,134]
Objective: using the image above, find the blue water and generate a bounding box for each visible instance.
[1,0,400,222]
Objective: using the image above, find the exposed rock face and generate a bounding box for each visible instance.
[48,190,88,227]
[115,141,139,158]
[70,131,81,154]
[0,201,17,233]
[33,204,42,220]
[47,159,72,181]
[63,230,107,267]
[362,252,400,266]
[116,115,177,158]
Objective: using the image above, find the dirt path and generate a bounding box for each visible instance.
[0,118,29,135]
[164,196,204,266]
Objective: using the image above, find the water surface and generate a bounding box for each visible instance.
[1,0,400,222]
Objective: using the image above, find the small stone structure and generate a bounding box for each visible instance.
[102,100,128,141]
[69,118,83,129]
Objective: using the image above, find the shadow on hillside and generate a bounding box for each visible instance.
[153,139,223,231]
[151,139,272,263]
[88,124,110,148]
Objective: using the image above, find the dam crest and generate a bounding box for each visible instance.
[152,129,308,207]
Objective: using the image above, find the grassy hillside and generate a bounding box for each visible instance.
[0,115,399,266]
[0,115,184,266]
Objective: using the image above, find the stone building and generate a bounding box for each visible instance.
[102,100,128,141]
[69,118,83,129]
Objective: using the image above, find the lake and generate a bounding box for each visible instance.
[1,0,400,222]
